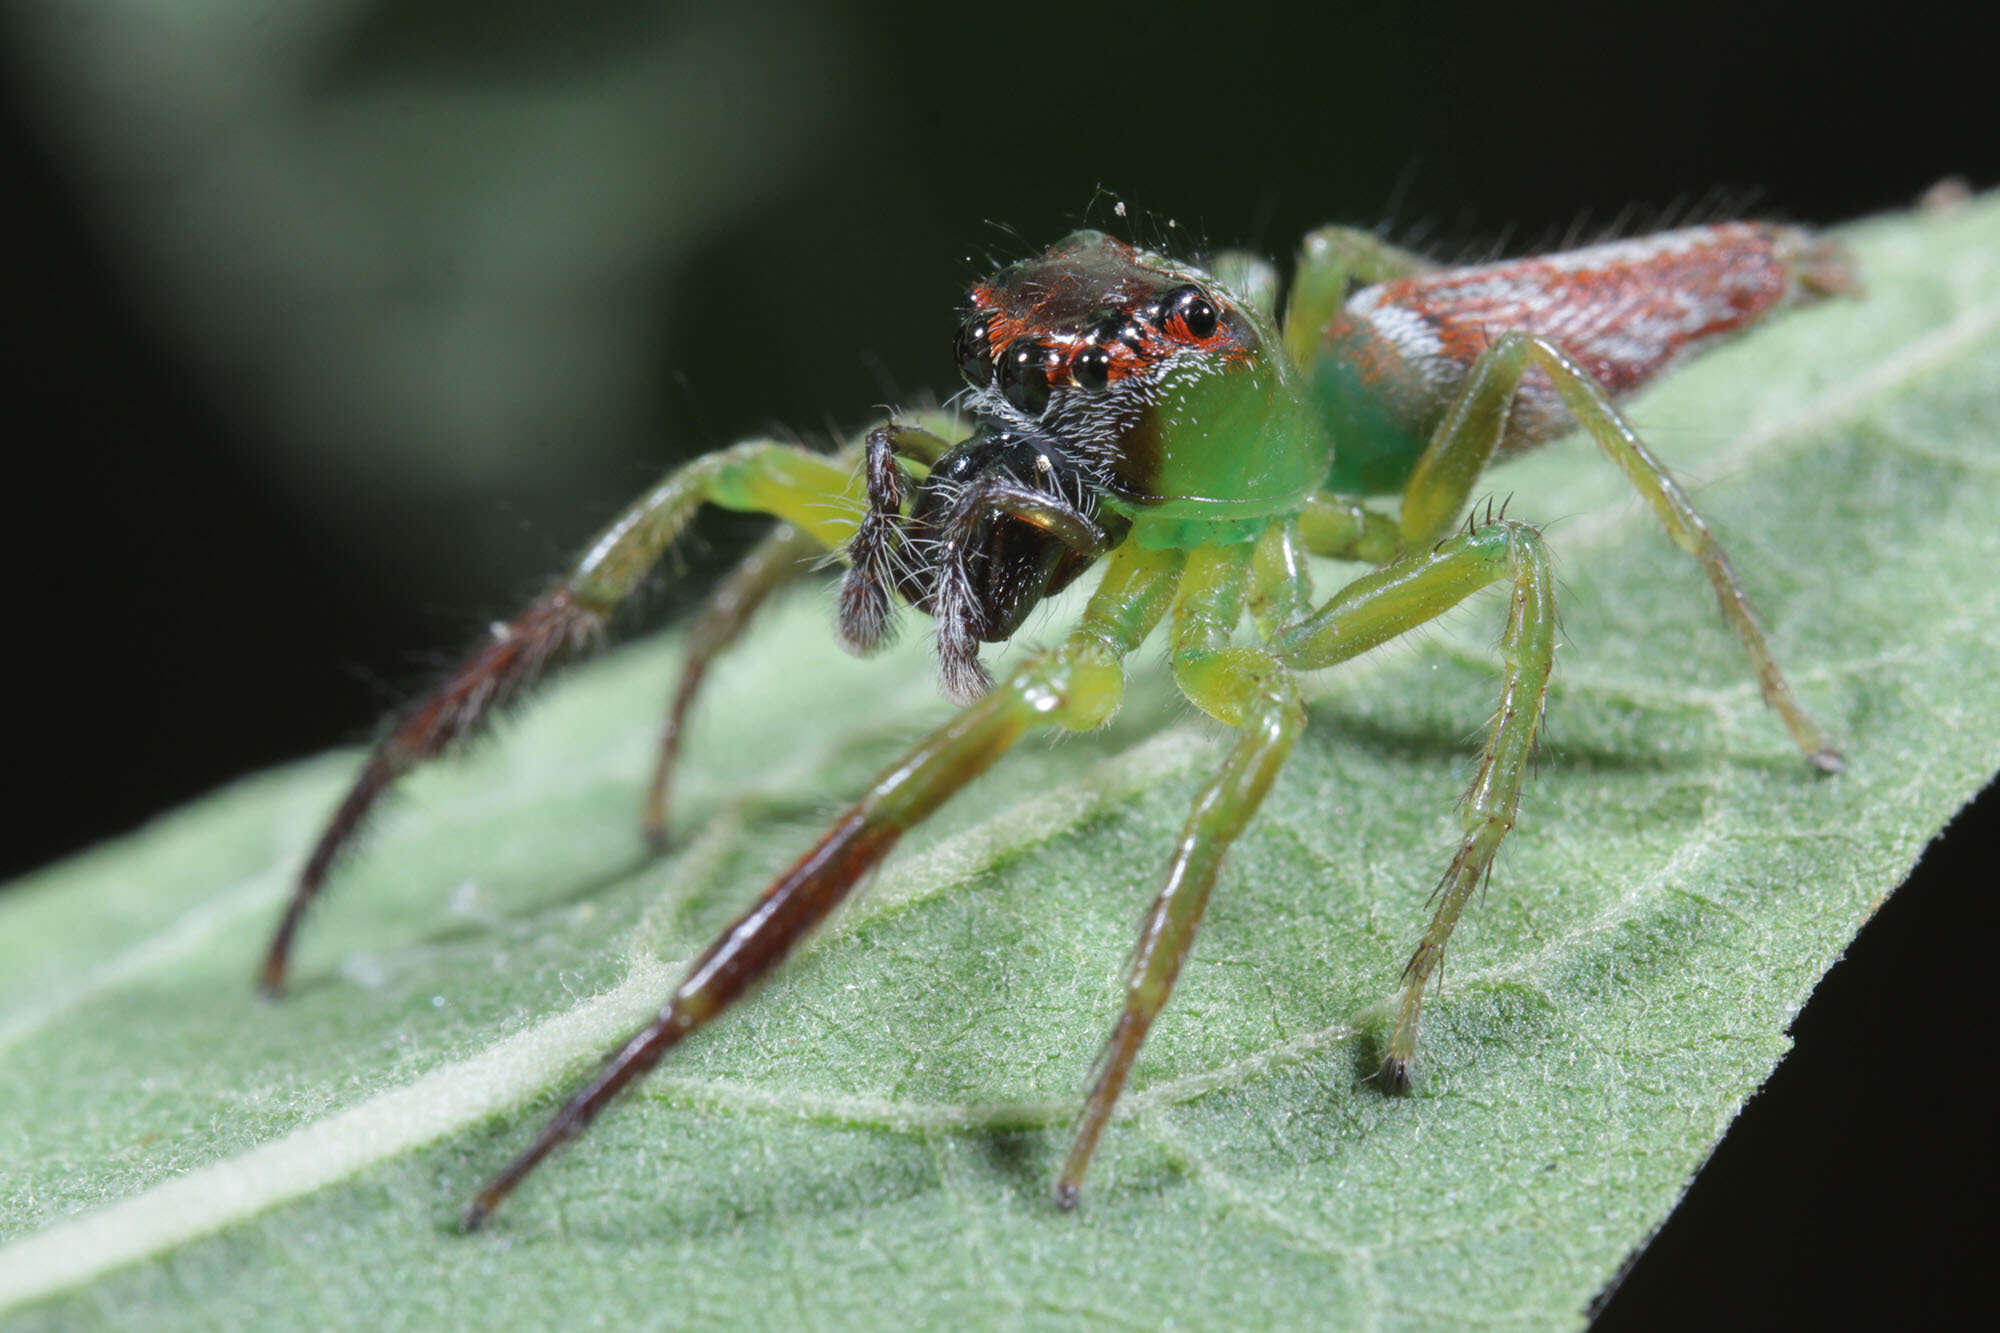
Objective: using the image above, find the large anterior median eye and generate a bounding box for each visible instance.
[998,340,1056,415]
[1160,285,1219,340]
[955,316,994,389]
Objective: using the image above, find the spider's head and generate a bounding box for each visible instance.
[954,230,1281,501]
[841,232,1315,704]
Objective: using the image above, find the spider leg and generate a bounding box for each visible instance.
[639,524,818,846]
[1398,330,1841,771]
[1295,492,1403,566]
[1279,225,1438,370]
[836,421,958,654]
[1057,542,1305,1206]
[462,540,1183,1228]
[1247,518,1315,638]
[1272,518,1557,1089]
[261,439,885,994]
[649,417,964,844]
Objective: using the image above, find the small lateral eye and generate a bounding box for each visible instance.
[955,316,994,389]
[1072,345,1111,390]
[998,340,1055,415]
[1161,285,1220,340]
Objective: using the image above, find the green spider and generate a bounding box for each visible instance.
[258,217,1853,1226]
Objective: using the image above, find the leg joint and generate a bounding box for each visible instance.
[1173,644,1298,729]
[1008,639,1126,731]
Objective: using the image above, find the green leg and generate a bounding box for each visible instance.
[1205,250,1282,322]
[1273,520,1557,1088]
[1057,543,1307,1206]
[645,413,967,843]
[262,438,884,993]
[1281,226,1437,370]
[466,541,1184,1227]
[869,407,966,469]
[1247,519,1313,639]
[1398,330,1841,771]
[640,524,819,845]
[1297,491,1403,565]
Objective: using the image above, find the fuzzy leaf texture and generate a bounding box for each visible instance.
[4,196,1998,1329]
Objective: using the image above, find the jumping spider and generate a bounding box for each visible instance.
[258,220,1852,1226]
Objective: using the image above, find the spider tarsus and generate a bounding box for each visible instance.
[1377,1056,1416,1095]
[640,769,673,847]
[1808,746,1847,776]
[460,1195,497,1233]
[639,814,671,852]
[1052,1180,1081,1211]
[259,587,604,999]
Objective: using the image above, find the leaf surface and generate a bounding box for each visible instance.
[4,196,1999,1329]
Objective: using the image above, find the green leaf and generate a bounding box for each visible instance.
[5,195,1998,1329]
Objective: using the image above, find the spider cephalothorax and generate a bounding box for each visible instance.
[837,231,1269,699]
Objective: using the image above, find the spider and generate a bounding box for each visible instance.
[257,218,1853,1227]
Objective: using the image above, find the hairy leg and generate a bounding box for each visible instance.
[1273,519,1557,1087]
[640,524,819,846]
[261,439,877,994]
[1397,330,1840,770]
[649,413,967,843]
[1280,225,1437,370]
[1057,542,1307,1206]
[837,420,962,654]
[463,541,1185,1228]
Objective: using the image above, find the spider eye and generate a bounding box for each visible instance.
[955,316,994,389]
[1072,345,1111,390]
[998,340,1055,415]
[1161,285,1220,340]
[1091,313,1143,354]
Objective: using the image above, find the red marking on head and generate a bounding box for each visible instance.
[963,232,1251,397]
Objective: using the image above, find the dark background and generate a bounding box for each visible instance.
[2,1,1991,1325]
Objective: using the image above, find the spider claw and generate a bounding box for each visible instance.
[1377,1054,1415,1094]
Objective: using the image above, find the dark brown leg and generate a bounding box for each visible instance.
[260,587,600,993]
[462,541,1184,1228]
[260,440,865,994]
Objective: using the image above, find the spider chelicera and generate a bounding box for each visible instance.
[258,219,1852,1227]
